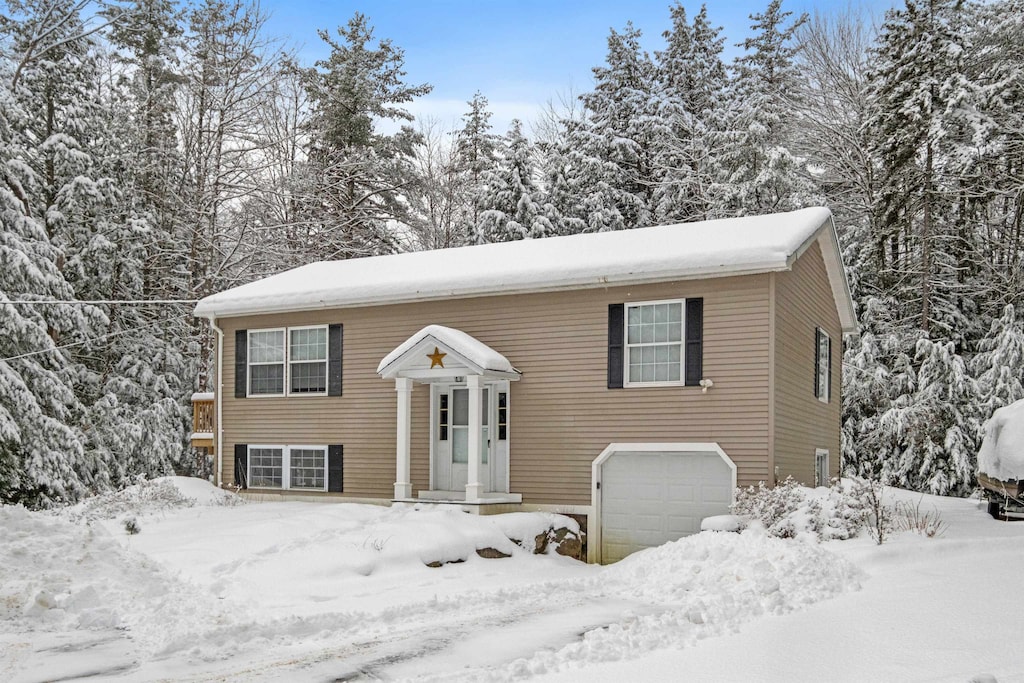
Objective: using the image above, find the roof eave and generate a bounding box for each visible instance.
[193,261,793,320]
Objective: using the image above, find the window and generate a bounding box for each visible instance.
[248,445,327,491]
[289,327,327,394]
[249,446,284,487]
[815,449,829,487]
[248,330,285,395]
[289,447,327,490]
[625,300,684,385]
[497,391,508,441]
[247,326,328,396]
[815,327,831,402]
[438,393,449,441]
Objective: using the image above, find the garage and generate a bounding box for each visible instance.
[593,443,736,563]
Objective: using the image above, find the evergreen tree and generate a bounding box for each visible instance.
[0,0,104,505]
[863,0,975,336]
[453,91,499,240]
[300,12,432,260]
[972,304,1024,419]
[567,23,660,231]
[653,4,728,223]
[717,0,820,215]
[474,120,554,243]
[877,338,978,495]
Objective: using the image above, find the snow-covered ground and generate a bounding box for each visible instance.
[1,478,1022,682]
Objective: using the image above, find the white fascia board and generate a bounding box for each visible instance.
[194,262,792,320]
[784,217,858,334]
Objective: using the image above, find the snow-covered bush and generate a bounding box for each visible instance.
[58,476,242,524]
[846,478,894,545]
[123,517,141,535]
[730,477,864,542]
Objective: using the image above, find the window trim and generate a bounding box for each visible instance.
[247,444,285,489]
[623,298,687,388]
[247,444,329,492]
[286,444,329,492]
[816,327,830,404]
[287,324,329,397]
[246,325,330,398]
[247,328,286,398]
[814,448,830,488]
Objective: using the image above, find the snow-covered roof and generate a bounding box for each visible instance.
[194,207,856,331]
[978,399,1024,481]
[377,325,520,379]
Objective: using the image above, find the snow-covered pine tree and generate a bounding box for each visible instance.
[653,4,729,223]
[453,92,499,242]
[300,12,432,260]
[11,0,191,489]
[0,0,107,505]
[949,0,1024,318]
[567,23,660,231]
[862,0,975,337]
[716,0,820,215]
[877,338,979,495]
[533,92,588,236]
[473,120,554,243]
[972,304,1024,420]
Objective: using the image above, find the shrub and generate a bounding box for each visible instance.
[731,477,864,541]
[895,498,947,537]
[123,517,141,535]
[845,478,894,545]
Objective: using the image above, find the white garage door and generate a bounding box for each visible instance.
[600,449,734,563]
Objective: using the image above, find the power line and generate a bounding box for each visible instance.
[0,314,193,364]
[3,299,199,305]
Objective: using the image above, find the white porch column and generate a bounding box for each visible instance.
[465,374,484,502]
[394,377,413,499]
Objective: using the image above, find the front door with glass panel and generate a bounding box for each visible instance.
[433,381,509,494]
[449,387,488,490]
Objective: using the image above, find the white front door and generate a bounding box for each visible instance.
[433,381,509,493]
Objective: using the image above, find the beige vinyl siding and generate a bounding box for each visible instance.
[772,240,843,485]
[218,274,772,506]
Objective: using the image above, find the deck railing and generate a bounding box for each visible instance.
[191,393,215,448]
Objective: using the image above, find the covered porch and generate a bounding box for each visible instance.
[377,325,522,504]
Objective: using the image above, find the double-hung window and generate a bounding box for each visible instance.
[248,445,327,491]
[625,300,684,385]
[247,325,328,396]
[289,326,328,394]
[248,330,286,396]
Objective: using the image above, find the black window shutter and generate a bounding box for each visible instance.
[234,444,248,489]
[684,298,704,386]
[328,324,343,396]
[235,330,247,398]
[814,328,822,398]
[607,304,624,389]
[826,334,832,402]
[328,444,344,492]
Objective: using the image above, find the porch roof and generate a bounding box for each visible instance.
[377,325,521,380]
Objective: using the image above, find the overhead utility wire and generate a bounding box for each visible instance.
[4,299,200,305]
[0,314,193,364]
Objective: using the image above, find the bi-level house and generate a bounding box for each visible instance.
[192,207,856,562]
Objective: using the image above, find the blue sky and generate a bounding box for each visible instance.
[260,1,896,132]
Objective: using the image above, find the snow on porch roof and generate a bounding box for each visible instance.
[377,325,519,378]
[194,207,856,331]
